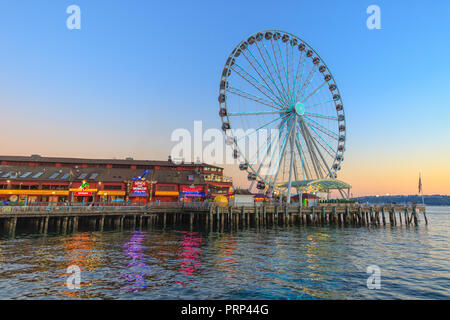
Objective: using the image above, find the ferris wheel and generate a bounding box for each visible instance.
[218,30,346,203]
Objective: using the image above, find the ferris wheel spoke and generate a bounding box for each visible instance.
[299,119,323,178]
[235,112,290,143]
[302,119,333,177]
[286,118,298,202]
[276,39,292,104]
[295,126,312,180]
[248,125,283,191]
[292,148,300,192]
[228,110,282,117]
[241,49,290,107]
[260,41,291,106]
[302,118,334,177]
[267,116,294,186]
[226,86,285,110]
[304,99,334,109]
[254,42,291,106]
[249,118,285,166]
[261,115,291,182]
[249,114,291,191]
[289,44,297,104]
[303,112,338,121]
[285,42,293,105]
[305,120,340,141]
[301,81,327,104]
[292,51,306,102]
[303,116,340,138]
[231,64,288,110]
[304,122,336,161]
[287,43,295,102]
[271,39,293,105]
[304,122,337,157]
[296,64,318,102]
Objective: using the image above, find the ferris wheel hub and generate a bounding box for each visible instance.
[294,101,305,116]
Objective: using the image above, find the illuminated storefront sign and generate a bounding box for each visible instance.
[74,191,92,196]
[154,191,179,196]
[180,186,205,197]
[69,188,97,192]
[131,181,148,197]
[0,190,69,196]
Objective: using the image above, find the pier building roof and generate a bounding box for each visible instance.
[0,155,222,170]
[279,179,351,191]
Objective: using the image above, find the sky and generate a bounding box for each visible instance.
[0,0,449,196]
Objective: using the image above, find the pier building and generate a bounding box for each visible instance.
[0,155,233,205]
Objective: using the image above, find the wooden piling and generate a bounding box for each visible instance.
[8,217,17,236]
[423,208,428,225]
[99,215,105,232]
[412,206,418,226]
[73,216,78,232]
[62,217,68,233]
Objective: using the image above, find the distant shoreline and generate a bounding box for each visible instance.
[353,195,450,206]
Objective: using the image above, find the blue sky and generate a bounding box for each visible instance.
[0,0,449,195]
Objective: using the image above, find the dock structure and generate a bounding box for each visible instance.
[0,204,427,236]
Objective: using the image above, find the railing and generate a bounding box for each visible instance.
[0,201,212,214]
[0,205,147,214]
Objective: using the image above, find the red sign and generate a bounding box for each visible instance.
[181,186,203,193]
[132,181,148,196]
[74,191,92,196]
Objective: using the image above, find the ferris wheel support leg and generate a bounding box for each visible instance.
[286,117,297,204]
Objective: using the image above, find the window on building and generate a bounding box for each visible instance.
[157,185,176,191]
[89,173,99,180]
[42,185,66,190]
[48,172,60,179]
[60,173,70,180]
[103,185,122,190]
[78,173,88,179]
[32,172,44,178]
[2,172,12,178]
[19,172,32,178]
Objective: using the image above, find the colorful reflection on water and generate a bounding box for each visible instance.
[175,232,202,288]
[58,232,104,298]
[216,234,237,281]
[121,231,151,293]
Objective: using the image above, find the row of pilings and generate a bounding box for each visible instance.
[207,205,424,230]
[0,205,426,237]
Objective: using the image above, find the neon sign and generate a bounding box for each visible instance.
[180,186,204,197]
[132,181,148,196]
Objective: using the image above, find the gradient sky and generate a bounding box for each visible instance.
[0,0,449,196]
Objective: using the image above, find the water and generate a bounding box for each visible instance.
[0,206,448,299]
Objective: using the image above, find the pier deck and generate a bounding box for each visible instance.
[0,203,427,236]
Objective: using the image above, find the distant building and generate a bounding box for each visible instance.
[0,155,232,205]
[229,188,254,207]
